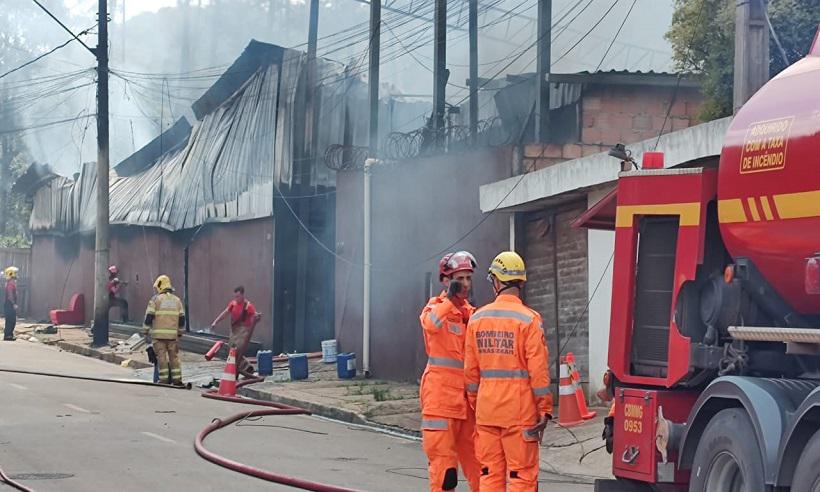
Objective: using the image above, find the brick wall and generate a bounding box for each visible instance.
[523,203,589,383]
[523,84,703,171]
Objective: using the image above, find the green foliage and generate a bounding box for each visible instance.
[666,0,820,121]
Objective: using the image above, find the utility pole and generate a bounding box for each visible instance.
[734,0,769,112]
[535,0,551,142]
[93,0,111,346]
[433,0,447,146]
[468,0,478,143]
[363,0,380,378]
[293,0,320,351]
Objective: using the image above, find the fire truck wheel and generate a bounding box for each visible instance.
[688,408,765,492]
[791,428,820,492]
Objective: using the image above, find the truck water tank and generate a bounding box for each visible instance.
[718,39,820,316]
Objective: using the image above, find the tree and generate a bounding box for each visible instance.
[666,0,820,121]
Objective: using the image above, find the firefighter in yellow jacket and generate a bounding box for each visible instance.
[143,275,186,386]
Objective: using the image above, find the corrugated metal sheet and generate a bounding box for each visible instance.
[28,41,349,234]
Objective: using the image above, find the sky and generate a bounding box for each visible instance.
[9,0,678,175]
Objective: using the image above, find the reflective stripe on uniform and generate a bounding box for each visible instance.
[428,356,463,369]
[428,311,444,329]
[152,328,178,336]
[448,324,462,335]
[480,369,530,379]
[532,386,551,397]
[465,383,479,393]
[421,418,449,430]
[471,309,533,324]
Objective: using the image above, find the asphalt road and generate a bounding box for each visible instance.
[0,340,593,491]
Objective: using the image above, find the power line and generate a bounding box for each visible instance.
[0,114,96,136]
[593,0,636,72]
[0,26,94,81]
[30,0,95,55]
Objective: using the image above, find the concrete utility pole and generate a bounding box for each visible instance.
[535,0,551,142]
[468,0,478,143]
[93,0,111,346]
[293,0,320,351]
[734,0,769,113]
[433,0,447,145]
[363,0,380,378]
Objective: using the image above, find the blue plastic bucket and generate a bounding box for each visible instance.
[257,350,273,376]
[336,352,357,379]
[288,354,309,380]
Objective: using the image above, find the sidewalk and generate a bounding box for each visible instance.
[8,319,613,483]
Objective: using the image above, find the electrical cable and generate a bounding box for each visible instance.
[592,0,636,72]
[0,30,90,82]
[654,0,706,150]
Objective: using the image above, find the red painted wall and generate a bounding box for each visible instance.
[29,219,275,347]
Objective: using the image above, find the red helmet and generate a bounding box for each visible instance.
[438,251,477,281]
[108,265,119,275]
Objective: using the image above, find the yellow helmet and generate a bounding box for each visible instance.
[488,251,527,282]
[153,275,173,293]
[4,266,19,280]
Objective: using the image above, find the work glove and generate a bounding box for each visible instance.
[146,345,157,365]
[528,414,552,444]
[447,280,463,300]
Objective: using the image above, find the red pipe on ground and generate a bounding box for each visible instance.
[194,408,362,492]
[198,377,363,491]
[0,466,35,492]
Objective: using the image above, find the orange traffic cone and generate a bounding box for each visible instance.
[218,346,238,397]
[566,352,597,420]
[205,340,224,361]
[558,358,584,427]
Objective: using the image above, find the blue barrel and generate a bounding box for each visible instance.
[336,352,357,379]
[257,350,273,376]
[288,354,309,380]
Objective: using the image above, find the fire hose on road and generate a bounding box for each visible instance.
[0,368,363,492]
[198,376,363,492]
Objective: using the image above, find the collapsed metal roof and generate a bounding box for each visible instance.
[26,40,350,234]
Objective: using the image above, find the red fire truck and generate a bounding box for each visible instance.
[582,27,820,492]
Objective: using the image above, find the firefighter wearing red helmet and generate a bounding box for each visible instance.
[419,251,481,491]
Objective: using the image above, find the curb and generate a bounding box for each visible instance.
[56,341,153,369]
[238,386,421,439]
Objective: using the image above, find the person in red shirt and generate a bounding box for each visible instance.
[107,265,129,323]
[4,266,18,341]
[211,286,262,378]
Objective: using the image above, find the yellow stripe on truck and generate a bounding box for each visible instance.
[718,199,747,223]
[615,202,701,228]
[719,189,820,223]
[773,190,820,220]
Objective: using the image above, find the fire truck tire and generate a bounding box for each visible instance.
[791,428,820,492]
[688,408,765,492]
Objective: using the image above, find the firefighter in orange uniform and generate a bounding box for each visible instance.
[464,251,552,491]
[420,251,482,491]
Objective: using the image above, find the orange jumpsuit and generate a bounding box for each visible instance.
[464,294,553,491]
[420,291,482,491]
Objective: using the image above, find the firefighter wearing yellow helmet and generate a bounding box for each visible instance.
[143,275,186,386]
[4,267,19,341]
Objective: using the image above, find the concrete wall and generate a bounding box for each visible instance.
[335,148,512,381]
[29,220,278,347]
[586,187,616,402]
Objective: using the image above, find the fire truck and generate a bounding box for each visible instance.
[584,27,820,492]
